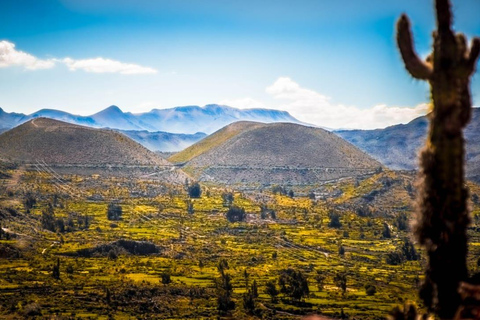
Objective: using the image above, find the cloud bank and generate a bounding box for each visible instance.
[223,77,429,130]
[0,41,55,70]
[62,57,157,74]
[266,77,429,129]
[0,40,157,75]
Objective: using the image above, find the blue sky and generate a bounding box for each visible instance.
[1,0,479,129]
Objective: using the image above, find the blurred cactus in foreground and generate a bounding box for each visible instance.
[396,0,480,318]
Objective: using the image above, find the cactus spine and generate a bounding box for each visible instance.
[396,0,480,318]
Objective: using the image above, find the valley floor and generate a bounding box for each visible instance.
[1,166,480,319]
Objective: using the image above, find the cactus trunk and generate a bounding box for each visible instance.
[396,0,480,317]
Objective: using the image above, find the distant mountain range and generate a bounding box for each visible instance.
[0,104,303,135]
[118,130,207,152]
[335,108,480,183]
[171,121,381,186]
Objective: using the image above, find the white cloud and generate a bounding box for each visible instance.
[219,97,267,110]
[265,77,429,129]
[0,40,55,70]
[61,57,157,74]
[0,40,157,75]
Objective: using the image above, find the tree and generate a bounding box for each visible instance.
[288,190,294,198]
[222,192,234,207]
[41,203,56,232]
[243,280,258,314]
[226,206,246,223]
[52,258,60,280]
[382,222,391,239]
[243,269,249,288]
[186,200,194,215]
[365,284,377,296]
[107,202,122,221]
[338,245,345,256]
[161,272,172,285]
[188,182,201,198]
[396,0,479,317]
[251,279,258,298]
[401,238,419,261]
[394,212,408,231]
[216,262,235,313]
[217,259,229,273]
[278,268,309,301]
[334,272,347,297]
[328,212,342,228]
[265,280,279,302]
[23,192,36,213]
[314,270,326,291]
[473,193,480,205]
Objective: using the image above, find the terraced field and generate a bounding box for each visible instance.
[1,167,480,319]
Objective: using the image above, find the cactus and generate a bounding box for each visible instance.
[396,0,480,318]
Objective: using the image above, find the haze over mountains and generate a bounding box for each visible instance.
[0,104,303,152]
[0,104,302,134]
[171,121,382,186]
[336,108,480,182]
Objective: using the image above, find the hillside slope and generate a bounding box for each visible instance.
[0,118,170,166]
[169,121,265,163]
[335,108,480,182]
[173,121,382,186]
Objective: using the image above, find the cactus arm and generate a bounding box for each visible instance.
[435,0,452,33]
[396,14,433,80]
[466,38,480,73]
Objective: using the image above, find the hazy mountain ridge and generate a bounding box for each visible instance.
[0,104,303,135]
[118,130,207,152]
[335,108,480,182]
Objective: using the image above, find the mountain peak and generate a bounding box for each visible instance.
[96,105,124,115]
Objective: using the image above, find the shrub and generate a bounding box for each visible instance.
[386,251,404,265]
[226,206,246,223]
[356,206,372,217]
[107,203,122,220]
[365,284,377,296]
